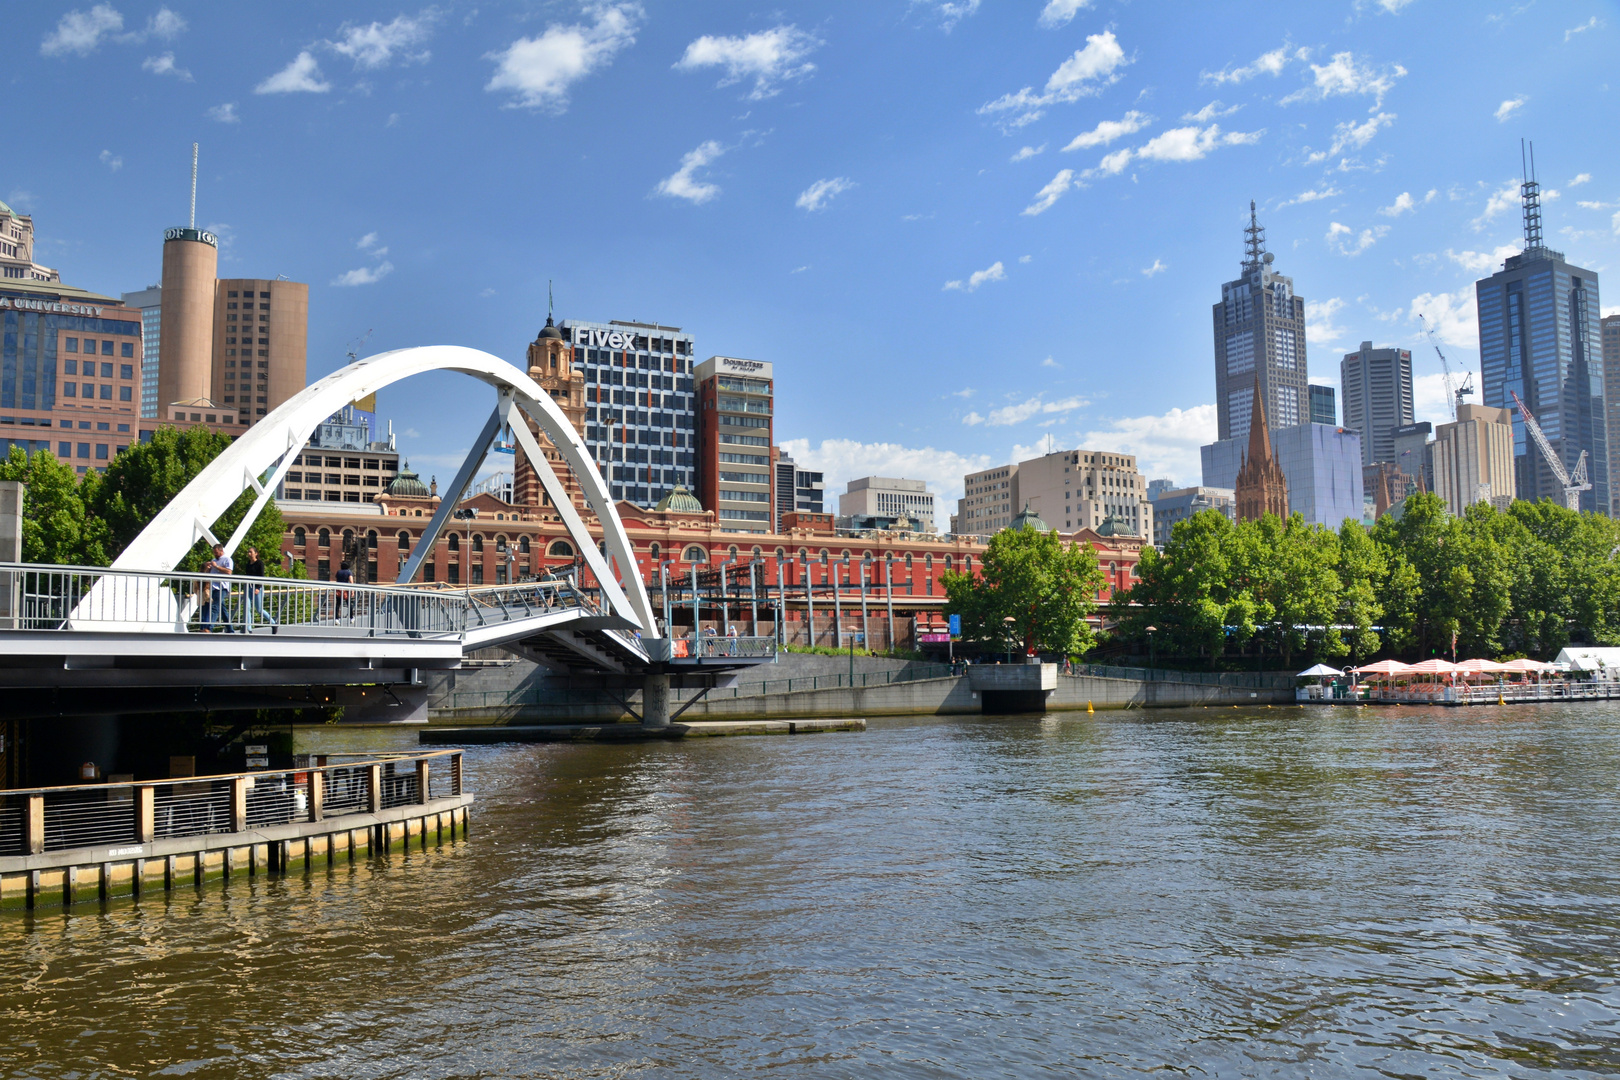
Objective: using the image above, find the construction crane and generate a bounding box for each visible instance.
[1511,391,1590,511]
[1417,313,1474,421]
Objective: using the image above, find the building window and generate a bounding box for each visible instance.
[294,527,306,547]
[318,528,331,548]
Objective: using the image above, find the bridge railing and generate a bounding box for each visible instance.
[664,635,777,659]
[0,562,593,638]
[0,750,464,858]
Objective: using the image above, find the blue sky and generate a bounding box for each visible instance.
[9,0,1619,502]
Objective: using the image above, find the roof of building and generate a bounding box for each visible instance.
[1094,512,1136,538]
[654,484,703,513]
[1008,501,1050,533]
[386,462,431,498]
[0,277,119,305]
[538,314,563,341]
[0,199,12,217]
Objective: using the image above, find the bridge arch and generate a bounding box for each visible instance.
[110,345,655,632]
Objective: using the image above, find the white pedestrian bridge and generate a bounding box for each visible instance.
[0,345,772,724]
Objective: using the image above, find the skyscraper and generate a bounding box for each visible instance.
[1474,149,1607,512]
[1308,384,1337,426]
[120,285,161,419]
[1603,313,1619,515]
[1213,202,1308,443]
[695,355,774,534]
[1340,342,1415,467]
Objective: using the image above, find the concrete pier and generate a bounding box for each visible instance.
[425,717,866,744]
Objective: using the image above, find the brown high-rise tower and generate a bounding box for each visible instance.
[514,313,588,514]
[1235,379,1290,522]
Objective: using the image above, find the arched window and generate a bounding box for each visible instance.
[905,552,913,568]
[863,551,873,564]
[684,545,707,563]
[396,531,410,551]
[472,534,484,553]
[496,535,509,554]
[728,544,739,561]
[964,555,973,572]
[448,534,459,552]
[366,530,378,550]
[293,527,306,547]
[415,509,423,517]
[945,555,955,572]
[925,554,933,570]
[519,536,531,554]
[841,550,851,564]
[775,547,786,560]
[819,549,829,565]
[649,541,660,560]
[798,547,809,560]
[548,539,575,557]
[318,528,330,548]
[342,529,354,550]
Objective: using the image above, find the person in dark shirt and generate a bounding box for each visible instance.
[335,560,355,620]
[242,546,276,627]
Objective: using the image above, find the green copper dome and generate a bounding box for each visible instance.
[1007,501,1050,533]
[654,484,703,513]
[387,462,430,498]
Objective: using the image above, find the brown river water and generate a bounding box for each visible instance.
[3,703,1619,1078]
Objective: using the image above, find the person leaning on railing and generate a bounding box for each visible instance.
[242,547,277,628]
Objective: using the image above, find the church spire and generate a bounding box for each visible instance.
[1235,378,1289,522]
[1247,378,1272,463]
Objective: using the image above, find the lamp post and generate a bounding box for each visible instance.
[1146,625,1158,672]
[1003,615,1017,664]
[451,507,478,597]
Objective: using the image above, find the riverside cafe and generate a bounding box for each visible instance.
[1296,658,1563,703]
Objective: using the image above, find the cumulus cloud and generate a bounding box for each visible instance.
[98,150,123,172]
[978,32,1128,127]
[1078,405,1218,487]
[1305,297,1346,345]
[1087,123,1262,178]
[1142,259,1167,277]
[485,3,639,112]
[674,24,819,99]
[1182,101,1241,123]
[1010,144,1046,162]
[982,394,1088,427]
[1041,357,1059,367]
[1569,173,1592,187]
[332,262,394,286]
[1304,111,1396,165]
[1445,245,1519,273]
[655,140,724,204]
[206,102,240,123]
[778,437,991,504]
[1379,191,1416,216]
[1021,169,1075,215]
[1279,186,1341,207]
[357,232,389,257]
[915,0,982,32]
[1037,0,1092,28]
[1410,288,1477,350]
[141,51,191,79]
[1325,221,1388,256]
[1202,43,1307,85]
[943,261,1006,292]
[328,11,439,69]
[1472,182,1522,230]
[1494,96,1526,122]
[255,51,331,94]
[147,7,186,38]
[41,5,126,56]
[795,177,853,212]
[1060,111,1150,152]
[1282,52,1406,108]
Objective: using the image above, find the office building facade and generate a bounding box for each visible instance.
[1475,176,1607,512]
[1391,421,1434,493]
[1015,448,1153,538]
[955,463,1018,538]
[695,355,774,534]
[1213,203,1309,443]
[120,285,161,419]
[1204,422,1363,527]
[1604,313,1620,515]
[1340,342,1414,467]
[0,200,60,283]
[277,403,402,506]
[1308,383,1336,426]
[839,476,937,531]
[560,318,696,506]
[773,448,825,528]
[1149,485,1234,547]
[1434,404,1516,515]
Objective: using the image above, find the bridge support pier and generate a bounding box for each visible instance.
[642,673,672,729]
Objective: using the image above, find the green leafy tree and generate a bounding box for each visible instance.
[1334,518,1385,661]
[0,447,108,565]
[1111,509,1253,665]
[943,524,1107,658]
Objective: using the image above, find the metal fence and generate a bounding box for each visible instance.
[1070,663,1296,690]
[0,750,463,858]
[0,561,593,639]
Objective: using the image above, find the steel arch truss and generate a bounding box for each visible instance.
[111,345,655,633]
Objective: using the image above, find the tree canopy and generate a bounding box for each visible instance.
[942,524,1107,658]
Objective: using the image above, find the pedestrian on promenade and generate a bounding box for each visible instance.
[335,560,355,621]
[242,547,277,628]
[201,544,233,632]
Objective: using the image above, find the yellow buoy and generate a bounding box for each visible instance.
[1087,701,1094,713]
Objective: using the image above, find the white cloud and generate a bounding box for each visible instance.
[357,232,388,256]
[1565,16,1601,41]
[147,7,185,39]
[674,25,819,100]
[916,0,981,32]
[332,261,394,286]
[1304,111,1396,164]
[1203,43,1306,85]
[255,51,331,94]
[1078,405,1218,487]
[950,387,975,399]
[206,102,240,124]
[1325,221,1388,256]
[1037,0,1092,28]
[1019,255,1032,263]
[1374,0,1416,11]
[328,11,438,69]
[141,51,191,80]
[1570,173,1592,187]
[1305,297,1346,345]
[985,394,1088,427]
[98,150,123,172]
[1279,186,1340,207]
[1021,169,1075,216]
[943,261,1006,292]
[962,412,984,426]
[655,140,724,204]
[1041,357,1059,368]
[484,3,640,112]
[1182,101,1240,123]
[41,5,125,57]
[1011,434,1061,460]
[778,437,991,504]
[978,32,1128,127]
[1060,111,1150,152]
[1444,245,1518,272]
[1094,148,1132,176]
[1010,144,1046,162]
[796,177,854,212]
[1409,288,1477,350]
[1494,96,1525,122]
[1091,123,1263,176]
[1282,52,1406,108]
[1142,259,1167,277]
[1380,191,1415,216]
[1472,182,1521,230]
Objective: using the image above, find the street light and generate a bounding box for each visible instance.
[452,507,477,596]
[1146,625,1158,672]
[1003,615,1017,664]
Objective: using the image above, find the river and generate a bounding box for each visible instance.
[4,704,1619,1077]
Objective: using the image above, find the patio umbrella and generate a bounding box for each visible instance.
[1406,659,1459,675]
[1297,663,1342,678]
[1454,658,1507,673]
[1353,660,1413,676]
[1500,658,1552,672]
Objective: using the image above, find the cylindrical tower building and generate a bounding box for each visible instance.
[157,227,218,411]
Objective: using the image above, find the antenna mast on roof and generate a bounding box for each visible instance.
[548,279,554,320]
[189,142,198,229]
[1242,200,1267,272]
[1520,138,1543,252]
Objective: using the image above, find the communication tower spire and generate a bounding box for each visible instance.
[1520,138,1542,252]
[1242,200,1268,272]
[548,279,554,320]
[189,142,199,229]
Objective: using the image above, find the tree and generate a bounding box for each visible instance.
[88,426,286,571]
[0,447,108,565]
[1110,509,1250,666]
[1334,518,1385,661]
[943,525,1107,658]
